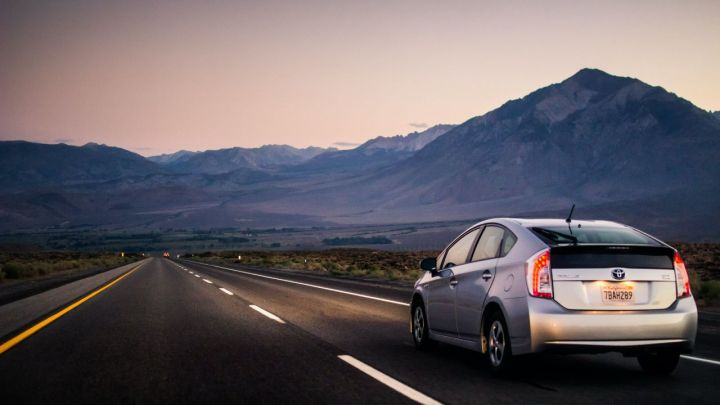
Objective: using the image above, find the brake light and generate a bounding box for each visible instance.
[674,252,691,298]
[526,248,552,298]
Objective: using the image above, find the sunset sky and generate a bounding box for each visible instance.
[1,0,718,156]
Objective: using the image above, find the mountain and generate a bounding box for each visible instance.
[147,150,199,164]
[360,124,456,152]
[713,111,720,120]
[382,68,720,204]
[1,69,719,241]
[291,124,455,174]
[161,144,331,174]
[0,141,161,192]
[250,69,720,237]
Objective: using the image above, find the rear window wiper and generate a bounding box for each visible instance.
[532,227,578,244]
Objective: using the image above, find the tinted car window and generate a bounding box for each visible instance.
[443,229,480,268]
[472,225,504,261]
[500,230,517,256]
[551,246,674,269]
[532,226,659,245]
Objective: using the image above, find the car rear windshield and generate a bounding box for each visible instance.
[530,225,661,246]
[551,246,674,269]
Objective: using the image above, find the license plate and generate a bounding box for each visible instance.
[601,285,634,304]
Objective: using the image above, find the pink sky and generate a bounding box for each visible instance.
[1,0,718,156]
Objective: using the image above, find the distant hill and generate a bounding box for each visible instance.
[0,141,160,192]
[713,111,720,120]
[292,124,455,174]
[147,150,199,164]
[360,124,456,153]
[161,144,331,174]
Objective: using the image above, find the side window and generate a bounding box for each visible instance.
[442,229,481,268]
[501,230,517,257]
[472,225,504,262]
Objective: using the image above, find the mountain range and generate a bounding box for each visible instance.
[152,145,331,174]
[1,69,718,241]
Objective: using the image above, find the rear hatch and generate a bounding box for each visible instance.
[551,245,677,310]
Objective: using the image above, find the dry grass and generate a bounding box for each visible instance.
[190,249,437,282]
[673,243,720,306]
[0,251,140,282]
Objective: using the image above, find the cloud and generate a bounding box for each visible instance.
[54,138,74,143]
[409,122,428,129]
[333,141,360,147]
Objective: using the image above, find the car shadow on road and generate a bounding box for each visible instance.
[424,342,681,390]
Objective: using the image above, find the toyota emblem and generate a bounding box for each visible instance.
[611,268,626,280]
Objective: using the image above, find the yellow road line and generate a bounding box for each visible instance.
[0,262,145,355]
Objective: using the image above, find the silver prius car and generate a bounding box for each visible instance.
[410,218,697,374]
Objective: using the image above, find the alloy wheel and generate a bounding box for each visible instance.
[413,306,425,343]
[488,319,506,367]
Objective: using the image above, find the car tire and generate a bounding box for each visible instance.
[637,350,680,375]
[411,303,435,350]
[485,310,513,374]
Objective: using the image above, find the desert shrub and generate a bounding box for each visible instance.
[699,280,720,306]
[386,269,404,280]
[366,267,386,279]
[2,262,23,279]
[322,261,340,272]
[349,267,367,278]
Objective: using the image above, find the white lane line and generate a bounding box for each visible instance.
[194,274,201,278]
[338,355,442,405]
[219,288,234,296]
[682,355,720,366]
[185,260,409,307]
[249,305,286,324]
[203,279,213,284]
[189,271,194,274]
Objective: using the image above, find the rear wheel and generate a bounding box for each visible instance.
[637,351,680,375]
[411,303,434,350]
[485,311,513,373]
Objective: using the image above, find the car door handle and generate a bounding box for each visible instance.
[449,277,458,287]
[482,270,492,281]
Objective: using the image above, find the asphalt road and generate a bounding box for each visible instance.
[1,257,718,404]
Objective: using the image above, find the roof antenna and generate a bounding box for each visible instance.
[565,203,575,235]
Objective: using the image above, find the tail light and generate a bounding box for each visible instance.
[674,251,691,298]
[526,248,552,298]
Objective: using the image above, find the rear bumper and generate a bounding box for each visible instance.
[526,296,698,354]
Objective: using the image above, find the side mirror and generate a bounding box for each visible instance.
[419,257,437,275]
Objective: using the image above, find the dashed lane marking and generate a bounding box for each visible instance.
[338,355,442,405]
[249,305,286,324]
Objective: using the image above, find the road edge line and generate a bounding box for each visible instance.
[681,355,720,366]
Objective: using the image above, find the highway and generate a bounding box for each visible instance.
[0,257,718,404]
